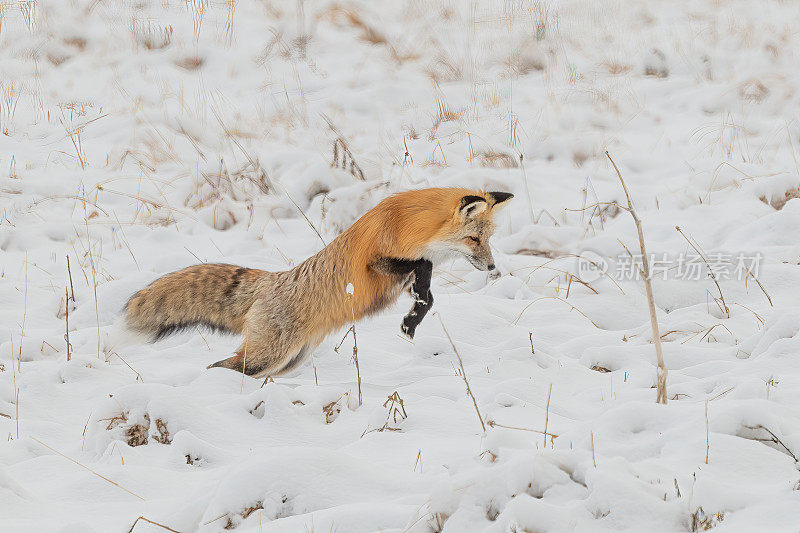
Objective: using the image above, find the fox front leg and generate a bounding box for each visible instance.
[370,257,434,338]
[401,259,433,339]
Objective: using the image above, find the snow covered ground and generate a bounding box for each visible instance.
[2,0,800,531]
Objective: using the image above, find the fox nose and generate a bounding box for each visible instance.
[487,263,496,271]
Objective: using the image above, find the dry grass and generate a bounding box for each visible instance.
[324,115,366,180]
[333,284,362,406]
[126,423,149,447]
[104,411,172,447]
[319,3,386,45]
[504,38,546,76]
[63,36,87,51]
[604,61,632,75]
[512,295,599,328]
[424,54,463,84]
[128,516,181,533]
[761,187,800,210]
[739,79,769,104]
[32,437,144,500]
[316,3,419,66]
[224,0,236,46]
[361,391,408,436]
[475,149,518,168]
[691,507,725,531]
[486,420,558,442]
[0,82,21,135]
[436,313,485,433]
[175,56,204,70]
[188,0,207,42]
[153,418,172,444]
[675,226,730,318]
[428,94,464,140]
[134,22,173,51]
[322,396,344,424]
[740,424,797,461]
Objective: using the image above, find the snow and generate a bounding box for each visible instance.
[2,0,800,531]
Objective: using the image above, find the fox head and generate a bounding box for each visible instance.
[429,190,514,271]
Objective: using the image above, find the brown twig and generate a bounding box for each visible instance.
[675,226,730,318]
[105,351,142,382]
[727,259,772,307]
[435,313,485,432]
[323,114,365,180]
[81,185,101,358]
[349,293,362,407]
[31,437,145,500]
[743,424,797,461]
[705,400,710,464]
[519,153,535,223]
[512,295,599,327]
[334,285,362,406]
[128,516,181,533]
[65,288,72,361]
[543,383,552,447]
[279,184,326,247]
[487,420,557,439]
[19,253,27,372]
[606,151,667,404]
[66,255,75,301]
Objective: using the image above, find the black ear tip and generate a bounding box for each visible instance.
[488,191,514,205]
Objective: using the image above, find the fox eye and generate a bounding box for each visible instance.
[466,236,480,245]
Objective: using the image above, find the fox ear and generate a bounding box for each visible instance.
[487,191,514,209]
[459,195,488,221]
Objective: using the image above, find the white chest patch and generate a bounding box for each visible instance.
[423,242,466,266]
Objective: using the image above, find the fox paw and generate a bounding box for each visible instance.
[401,321,416,339]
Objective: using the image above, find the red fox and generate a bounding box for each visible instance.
[123,188,513,377]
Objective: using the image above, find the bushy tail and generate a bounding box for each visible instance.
[124,263,265,341]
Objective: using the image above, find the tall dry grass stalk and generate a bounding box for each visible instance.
[0,82,21,135]
[66,255,75,301]
[65,288,72,361]
[542,383,552,447]
[10,334,19,439]
[81,185,101,358]
[675,226,730,318]
[334,283,362,406]
[486,420,557,441]
[705,400,710,464]
[32,437,144,500]
[18,254,27,373]
[436,313,485,433]
[606,151,667,404]
[224,0,237,46]
[518,154,535,223]
[188,0,207,42]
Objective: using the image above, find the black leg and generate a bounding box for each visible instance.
[401,260,433,339]
[370,257,435,339]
